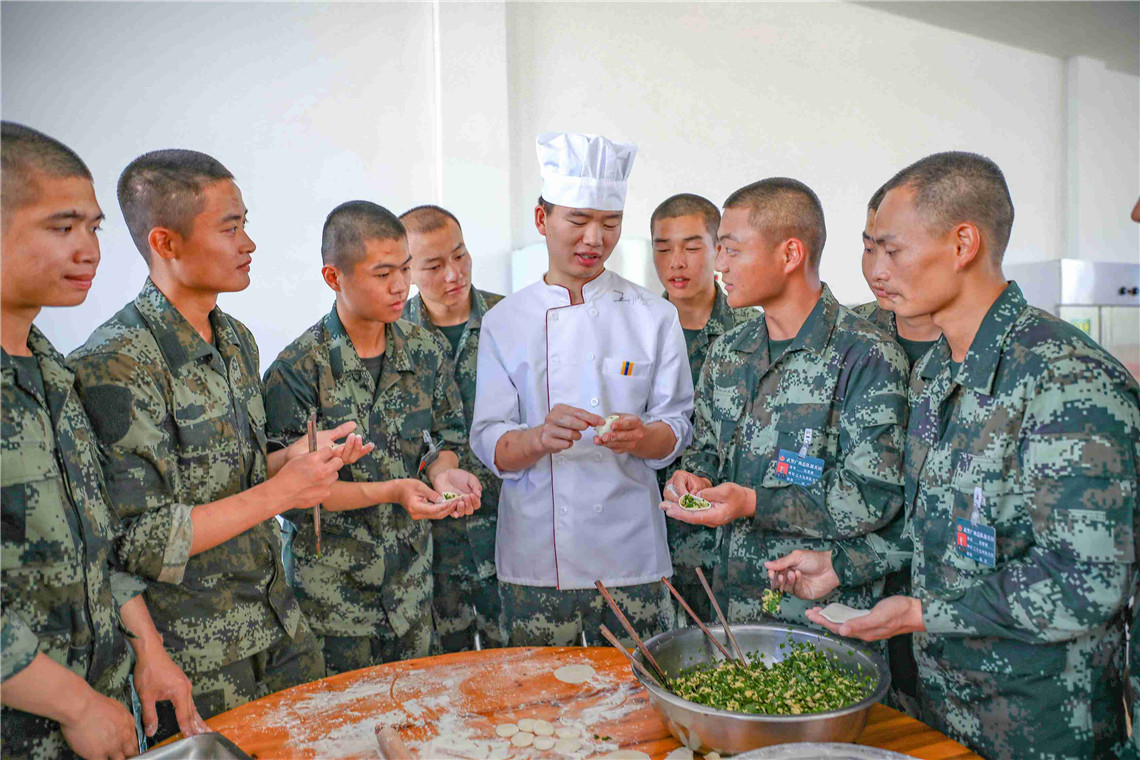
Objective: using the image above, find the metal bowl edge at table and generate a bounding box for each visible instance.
[631,623,891,756]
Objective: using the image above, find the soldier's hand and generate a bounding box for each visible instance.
[764,549,840,600]
[286,421,374,465]
[533,404,604,454]
[430,468,482,517]
[395,479,458,520]
[133,640,209,740]
[806,595,926,642]
[273,447,343,511]
[664,470,709,503]
[661,481,753,527]
[60,689,139,760]
[593,414,644,454]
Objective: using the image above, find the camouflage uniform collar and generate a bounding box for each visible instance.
[324,302,413,377]
[2,325,71,395]
[919,281,1026,394]
[730,283,838,355]
[405,288,490,332]
[664,286,738,339]
[133,278,233,371]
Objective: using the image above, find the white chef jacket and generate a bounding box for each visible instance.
[471,269,694,590]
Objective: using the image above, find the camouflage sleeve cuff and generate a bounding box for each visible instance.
[118,501,194,584]
[920,597,969,635]
[0,611,39,682]
[157,502,194,584]
[109,570,147,608]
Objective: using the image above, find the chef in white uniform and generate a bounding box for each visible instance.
[471,132,694,646]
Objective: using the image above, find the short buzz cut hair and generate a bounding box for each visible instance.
[868,182,889,214]
[1,121,92,218]
[322,200,406,270]
[650,193,720,242]
[723,177,827,269]
[117,149,234,262]
[881,151,1015,262]
[400,204,462,235]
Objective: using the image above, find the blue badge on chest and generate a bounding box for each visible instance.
[774,449,824,485]
[955,518,996,567]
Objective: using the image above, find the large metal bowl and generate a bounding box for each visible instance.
[631,623,890,755]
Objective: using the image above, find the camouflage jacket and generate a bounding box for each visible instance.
[69,278,299,674]
[680,284,909,623]
[263,304,467,636]
[402,288,504,580]
[1,328,143,720]
[662,287,760,569]
[904,283,1138,757]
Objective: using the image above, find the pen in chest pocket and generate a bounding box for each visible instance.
[307,411,322,557]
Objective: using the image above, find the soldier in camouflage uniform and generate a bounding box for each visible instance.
[650,193,760,624]
[69,150,355,743]
[1,124,205,758]
[796,152,1138,760]
[400,205,506,652]
[265,201,479,674]
[663,178,909,632]
[852,182,941,717]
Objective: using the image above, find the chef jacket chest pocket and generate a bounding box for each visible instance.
[601,357,653,413]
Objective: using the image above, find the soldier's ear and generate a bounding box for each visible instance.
[321,265,343,293]
[148,226,179,262]
[781,237,806,274]
[951,222,984,272]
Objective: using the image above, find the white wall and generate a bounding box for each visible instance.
[506,1,1075,304]
[2,1,438,363]
[3,1,1136,369]
[1066,56,1140,262]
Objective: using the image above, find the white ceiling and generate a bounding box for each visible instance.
[859,1,1139,77]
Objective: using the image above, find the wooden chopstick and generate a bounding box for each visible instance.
[660,576,735,662]
[695,567,749,666]
[598,624,671,691]
[307,411,322,557]
[594,580,669,684]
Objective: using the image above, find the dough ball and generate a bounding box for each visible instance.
[555,727,580,739]
[494,723,519,738]
[533,720,555,736]
[554,664,596,684]
[705,753,721,760]
[511,732,535,748]
[517,718,537,733]
[534,736,557,751]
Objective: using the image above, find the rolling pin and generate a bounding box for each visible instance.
[375,725,413,760]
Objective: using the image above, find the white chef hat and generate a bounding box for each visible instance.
[536,132,638,212]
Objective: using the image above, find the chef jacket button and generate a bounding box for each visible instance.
[550,312,559,322]
[594,453,603,462]
[551,356,561,366]
[589,308,599,317]
[594,504,603,513]
[560,506,568,514]
[587,352,596,360]
[590,398,599,407]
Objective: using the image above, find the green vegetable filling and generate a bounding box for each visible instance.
[668,639,873,715]
[762,588,784,614]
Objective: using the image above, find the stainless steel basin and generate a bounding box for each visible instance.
[632,623,890,755]
[136,733,251,759]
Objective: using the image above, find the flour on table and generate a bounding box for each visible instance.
[554,664,597,684]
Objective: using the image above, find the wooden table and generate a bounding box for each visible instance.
[204,647,982,759]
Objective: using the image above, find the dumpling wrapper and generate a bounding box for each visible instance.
[679,493,712,511]
[819,602,871,624]
[596,414,622,437]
